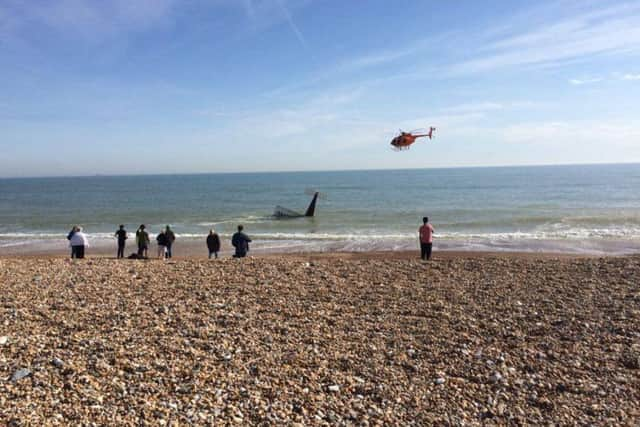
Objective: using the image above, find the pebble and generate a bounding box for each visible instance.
[0,256,638,424]
[0,336,7,345]
[11,368,31,382]
[490,372,503,383]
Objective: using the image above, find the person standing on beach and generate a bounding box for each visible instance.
[115,225,127,259]
[69,226,89,259]
[419,217,434,261]
[231,225,251,258]
[207,229,221,259]
[164,225,176,259]
[156,229,167,259]
[67,225,78,258]
[136,224,150,258]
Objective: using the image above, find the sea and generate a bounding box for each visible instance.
[1,164,639,255]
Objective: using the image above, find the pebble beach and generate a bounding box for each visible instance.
[1,254,639,425]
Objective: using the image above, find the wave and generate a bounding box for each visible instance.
[440,214,640,229]
[2,232,639,255]
[195,215,273,227]
[2,226,640,242]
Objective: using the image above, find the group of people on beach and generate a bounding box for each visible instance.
[118,224,177,259]
[67,218,433,261]
[67,224,253,260]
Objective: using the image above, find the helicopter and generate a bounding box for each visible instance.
[390,126,435,150]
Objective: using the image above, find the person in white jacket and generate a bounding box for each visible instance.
[69,226,89,259]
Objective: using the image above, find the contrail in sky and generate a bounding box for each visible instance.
[275,0,308,49]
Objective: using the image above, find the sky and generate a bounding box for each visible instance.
[1,0,640,177]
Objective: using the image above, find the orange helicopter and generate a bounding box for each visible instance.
[390,126,435,150]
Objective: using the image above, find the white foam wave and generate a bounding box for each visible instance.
[437,228,640,240]
[1,226,640,242]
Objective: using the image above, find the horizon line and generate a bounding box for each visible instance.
[1,161,639,180]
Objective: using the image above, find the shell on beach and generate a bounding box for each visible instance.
[0,255,639,425]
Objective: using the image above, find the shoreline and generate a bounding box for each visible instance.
[3,233,639,258]
[0,248,620,261]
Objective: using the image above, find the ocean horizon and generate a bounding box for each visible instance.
[1,161,638,180]
[1,163,639,255]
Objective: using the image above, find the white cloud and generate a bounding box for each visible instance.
[569,77,602,85]
[451,3,640,74]
[502,120,640,148]
[265,2,640,99]
[440,102,504,114]
[203,87,366,141]
[333,32,452,74]
[1,0,314,48]
[438,101,545,115]
[622,73,640,80]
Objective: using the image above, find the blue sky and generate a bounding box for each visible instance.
[1,0,640,177]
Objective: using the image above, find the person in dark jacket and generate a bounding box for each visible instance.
[67,225,78,257]
[115,225,127,259]
[206,228,221,259]
[156,230,167,259]
[67,226,77,241]
[136,224,150,258]
[231,225,251,258]
[164,225,176,259]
